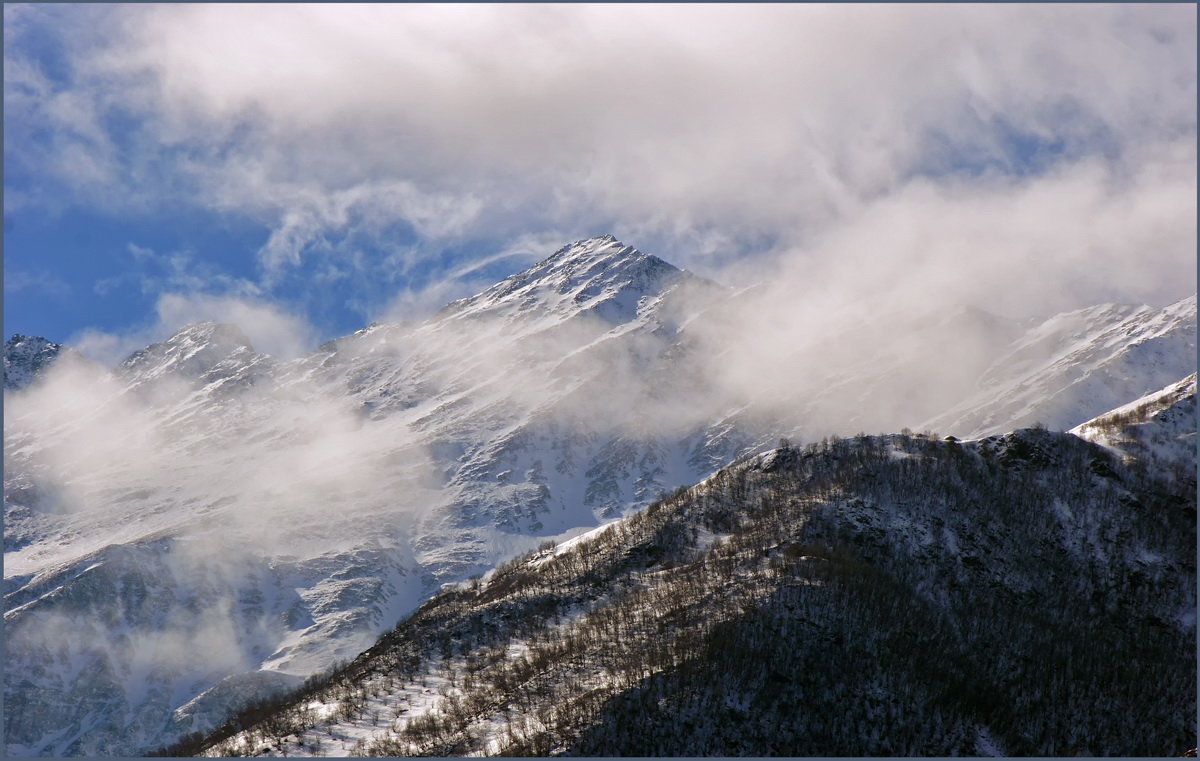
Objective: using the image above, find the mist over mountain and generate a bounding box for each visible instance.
[4,237,1196,756]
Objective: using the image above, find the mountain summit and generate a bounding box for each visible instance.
[4,335,67,391]
[114,322,278,401]
[118,322,256,381]
[438,236,689,327]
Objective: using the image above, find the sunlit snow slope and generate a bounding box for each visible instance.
[922,296,1196,438]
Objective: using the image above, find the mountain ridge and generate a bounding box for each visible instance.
[4,236,1196,756]
[4,334,70,391]
[3,236,750,756]
[165,386,1196,757]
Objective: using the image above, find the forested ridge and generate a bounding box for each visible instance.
[163,427,1196,757]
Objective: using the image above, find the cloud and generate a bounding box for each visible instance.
[13,3,1193,453]
[3,334,437,727]
[247,179,486,280]
[153,293,316,359]
[777,148,1197,319]
[69,327,147,369]
[5,270,72,298]
[71,292,317,366]
[5,4,1192,316]
[92,243,260,298]
[682,147,1197,437]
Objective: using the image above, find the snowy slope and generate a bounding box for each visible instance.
[2,237,752,756]
[923,296,1196,438]
[1070,373,1196,477]
[4,328,435,755]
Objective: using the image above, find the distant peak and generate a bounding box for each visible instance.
[156,322,256,353]
[6,334,57,349]
[436,237,686,321]
[169,321,250,341]
[118,322,257,380]
[560,234,618,247]
[5,334,66,391]
[552,234,626,255]
[543,236,673,271]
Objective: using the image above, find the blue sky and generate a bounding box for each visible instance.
[3,199,538,350]
[4,4,1195,364]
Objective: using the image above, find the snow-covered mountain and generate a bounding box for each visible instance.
[117,321,277,393]
[3,237,754,756]
[3,235,1196,755]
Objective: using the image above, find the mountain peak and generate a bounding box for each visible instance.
[5,333,58,352]
[437,237,686,324]
[118,322,257,384]
[539,234,663,269]
[167,321,253,345]
[4,334,66,391]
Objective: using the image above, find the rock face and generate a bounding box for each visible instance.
[4,335,67,390]
[3,235,1196,756]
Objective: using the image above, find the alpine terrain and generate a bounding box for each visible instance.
[4,236,1196,756]
[171,393,1197,757]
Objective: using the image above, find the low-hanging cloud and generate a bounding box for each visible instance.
[5,315,443,575]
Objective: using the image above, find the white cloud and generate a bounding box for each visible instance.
[6,3,1196,320]
[69,327,147,369]
[71,293,317,366]
[247,179,486,279]
[5,270,72,298]
[153,293,316,359]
